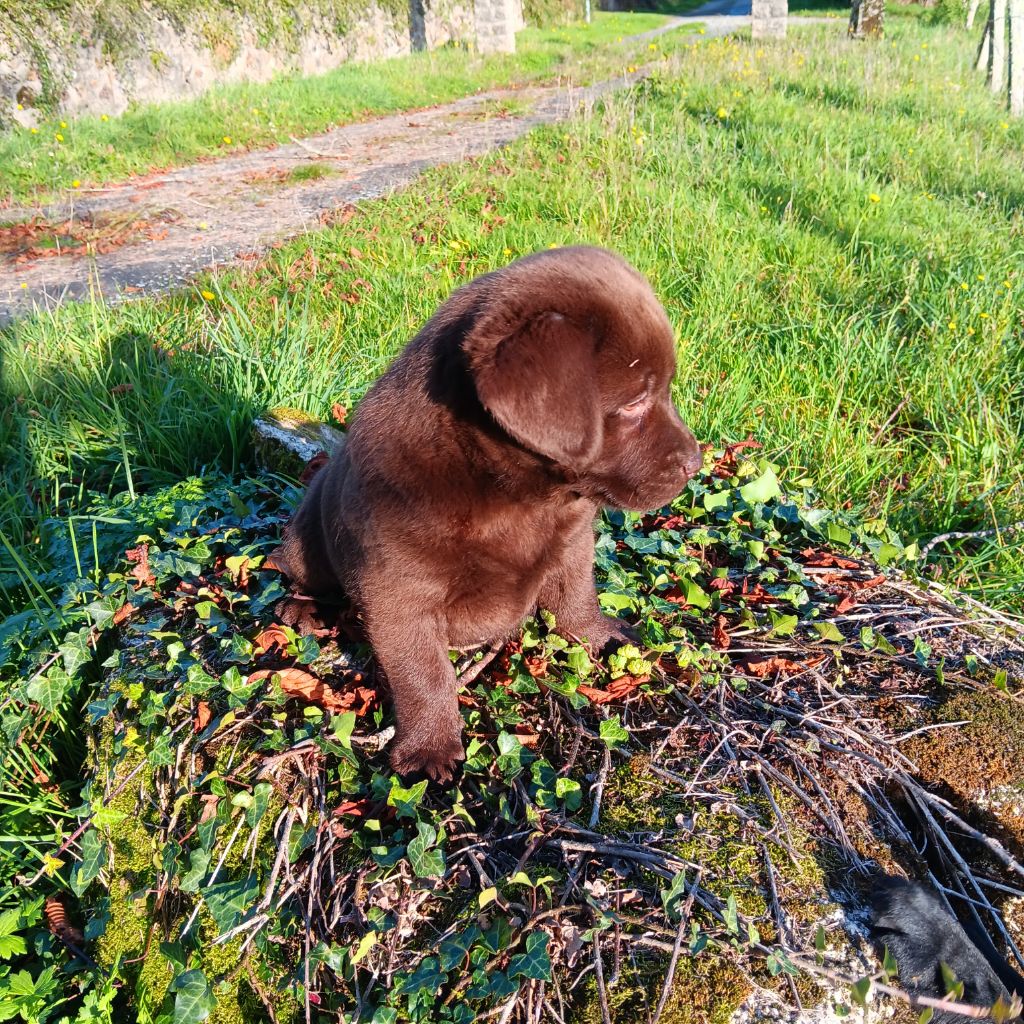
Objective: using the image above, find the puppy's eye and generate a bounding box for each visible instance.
[620,394,649,415]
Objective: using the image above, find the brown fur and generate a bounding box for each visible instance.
[275,246,702,780]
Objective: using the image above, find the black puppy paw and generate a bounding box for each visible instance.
[870,876,1015,1017]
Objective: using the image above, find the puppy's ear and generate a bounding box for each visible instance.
[470,313,602,466]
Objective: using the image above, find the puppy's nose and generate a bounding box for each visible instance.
[683,447,703,479]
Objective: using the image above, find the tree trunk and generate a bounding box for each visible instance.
[967,0,983,27]
[753,0,788,37]
[849,0,884,38]
[977,11,992,69]
[990,0,1007,92]
[1010,0,1024,114]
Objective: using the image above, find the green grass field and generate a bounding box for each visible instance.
[3,14,1020,613]
[0,11,670,204]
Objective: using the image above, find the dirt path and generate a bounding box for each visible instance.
[0,12,758,323]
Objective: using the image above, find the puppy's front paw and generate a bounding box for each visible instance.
[580,615,638,654]
[390,723,466,783]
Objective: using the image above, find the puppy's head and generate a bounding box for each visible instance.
[464,246,702,511]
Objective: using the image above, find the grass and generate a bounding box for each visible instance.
[0,11,671,205]
[3,14,1021,613]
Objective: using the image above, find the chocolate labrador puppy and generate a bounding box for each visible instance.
[275,246,702,780]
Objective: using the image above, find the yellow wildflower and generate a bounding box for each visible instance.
[201,290,216,301]
[222,135,232,144]
[55,132,64,142]
[71,179,80,188]
[869,193,880,203]
[716,107,729,119]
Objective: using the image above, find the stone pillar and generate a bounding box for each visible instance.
[474,0,516,53]
[752,0,787,38]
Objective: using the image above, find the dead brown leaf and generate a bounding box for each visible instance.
[125,543,156,589]
[194,701,212,732]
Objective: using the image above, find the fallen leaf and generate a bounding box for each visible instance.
[800,548,860,569]
[199,795,219,824]
[835,594,858,614]
[330,403,347,427]
[577,674,647,704]
[742,654,825,678]
[525,656,548,679]
[125,543,156,588]
[253,626,290,655]
[713,614,731,650]
[249,667,377,715]
[112,602,135,626]
[332,798,375,819]
[194,701,212,732]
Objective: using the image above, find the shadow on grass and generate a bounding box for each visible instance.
[0,320,264,609]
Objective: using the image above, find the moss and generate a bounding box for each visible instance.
[568,949,750,1024]
[906,688,1024,800]
[91,699,176,1019]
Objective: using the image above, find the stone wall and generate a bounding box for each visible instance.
[0,0,521,125]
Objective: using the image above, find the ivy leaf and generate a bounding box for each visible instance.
[407,822,445,878]
[71,828,106,896]
[439,925,481,970]
[179,848,211,893]
[768,611,798,637]
[396,956,446,997]
[738,466,781,504]
[555,776,582,812]
[660,871,687,921]
[496,732,528,779]
[172,969,215,1024]
[507,931,551,981]
[723,893,739,935]
[850,976,872,1007]
[388,777,428,820]
[351,931,377,965]
[26,666,72,713]
[813,621,844,643]
[599,715,629,749]
[59,629,93,679]
[204,876,258,935]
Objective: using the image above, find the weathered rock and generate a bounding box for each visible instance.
[251,406,345,476]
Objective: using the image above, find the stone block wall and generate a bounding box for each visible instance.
[0,0,521,125]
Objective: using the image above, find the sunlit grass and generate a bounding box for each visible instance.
[2,16,1021,613]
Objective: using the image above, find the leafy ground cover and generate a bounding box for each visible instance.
[3,443,1023,1023]
[0,11,669,204]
